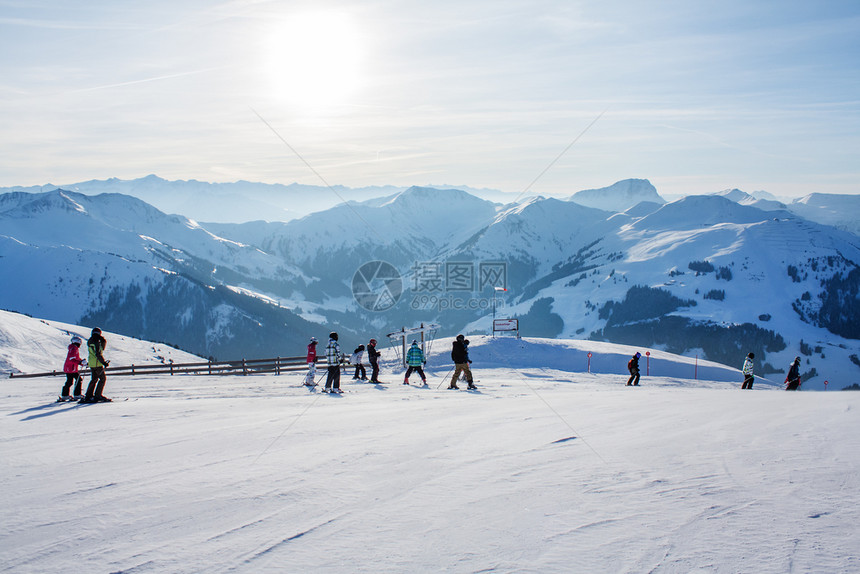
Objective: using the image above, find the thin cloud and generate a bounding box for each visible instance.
[0,16,139,31]
[67,67,226,94]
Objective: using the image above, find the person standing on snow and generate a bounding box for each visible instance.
[626,352,641,386]
[367,338,382,384]
[741,352,755,389]
[351,344,367,380]
[449,334,475,390]
[304,337,318,387]
[452,339,477,389]
[324,332,344,393]
[59,335,86,401]
[404,340,427,385]
[82,327,110,402]
[785,357,802,391]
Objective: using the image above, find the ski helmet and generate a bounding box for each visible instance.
[456,334,465,341]
[309,337,317,343]
[71,335,82,345]
[635,352,641,358]
[369,338,377,345]
[329,332,338,341]
[91,327,102,335]
[412,339,418,345]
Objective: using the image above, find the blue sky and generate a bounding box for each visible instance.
[1,0,858,198]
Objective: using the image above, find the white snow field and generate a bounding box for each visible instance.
[2,321,859,572]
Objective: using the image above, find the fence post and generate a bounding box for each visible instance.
[276,356,281,376]
[242,358,247,376]
[208,360,212,375]
[132,364,135,376]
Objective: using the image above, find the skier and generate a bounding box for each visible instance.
[785,357,802,391]
[452,339,477,389]
[626,352,641,386]
[367,338,382,384]
[449,334,475,390]
[82,327,110,402]
[59,335,86,401]
[351,344,367,380]
[324,332,344,393]
[741,352,755,389]
[304,337,318,387]
[404,340,427,385]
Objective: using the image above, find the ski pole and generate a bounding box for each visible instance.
[436,365,455,389]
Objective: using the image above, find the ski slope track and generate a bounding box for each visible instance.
[2,313,859,573]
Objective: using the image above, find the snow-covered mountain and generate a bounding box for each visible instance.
[0,175,516,224]
[568,178,666,212]
[0,175,410,224]
[2,183,858,389]
[0,190,318,359]
[713,188,787,211]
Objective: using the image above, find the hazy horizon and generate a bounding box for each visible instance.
[2,1,859,199]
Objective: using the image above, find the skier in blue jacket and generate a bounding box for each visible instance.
[404,340,427,385]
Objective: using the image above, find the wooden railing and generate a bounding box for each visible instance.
[7,356,349,379]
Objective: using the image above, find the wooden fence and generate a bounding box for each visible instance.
[7,356,348,379]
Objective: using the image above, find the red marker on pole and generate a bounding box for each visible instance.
[587,352,592,373]
[646,351,651,376]
[824,380,828,390]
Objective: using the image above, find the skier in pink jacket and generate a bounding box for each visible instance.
[59,335,86,401]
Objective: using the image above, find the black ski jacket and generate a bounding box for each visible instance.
[367,344,381,365]
[451,341,468,364]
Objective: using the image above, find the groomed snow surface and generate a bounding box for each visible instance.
[3,331,860,572]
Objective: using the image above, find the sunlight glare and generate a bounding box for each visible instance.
[263,11,364,110]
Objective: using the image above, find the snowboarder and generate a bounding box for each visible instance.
[449,334,475,390]
[324,332,344,393]
[304,337,318,386]
[741,352,755,389]
[367,338,382,383]
[82,327,110,402]
[785,357,802,391]
[351,344,367,380]
[59,335,86,401]
[626,352,641,386]
[404,340,427,385]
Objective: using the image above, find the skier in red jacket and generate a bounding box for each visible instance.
[304,337,318,386]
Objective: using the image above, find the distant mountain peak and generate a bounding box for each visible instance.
[382,185,494,208]
[568,179,665,212]
[714,188,750,202]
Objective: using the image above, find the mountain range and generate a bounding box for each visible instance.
[1,177,858,389]
[4,175,858,234]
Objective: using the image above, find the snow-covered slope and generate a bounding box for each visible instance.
[2,324,858,573]
[0,309,202,375]
[788,193,860,236]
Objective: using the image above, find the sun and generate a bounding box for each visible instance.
[263,11,364,110]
